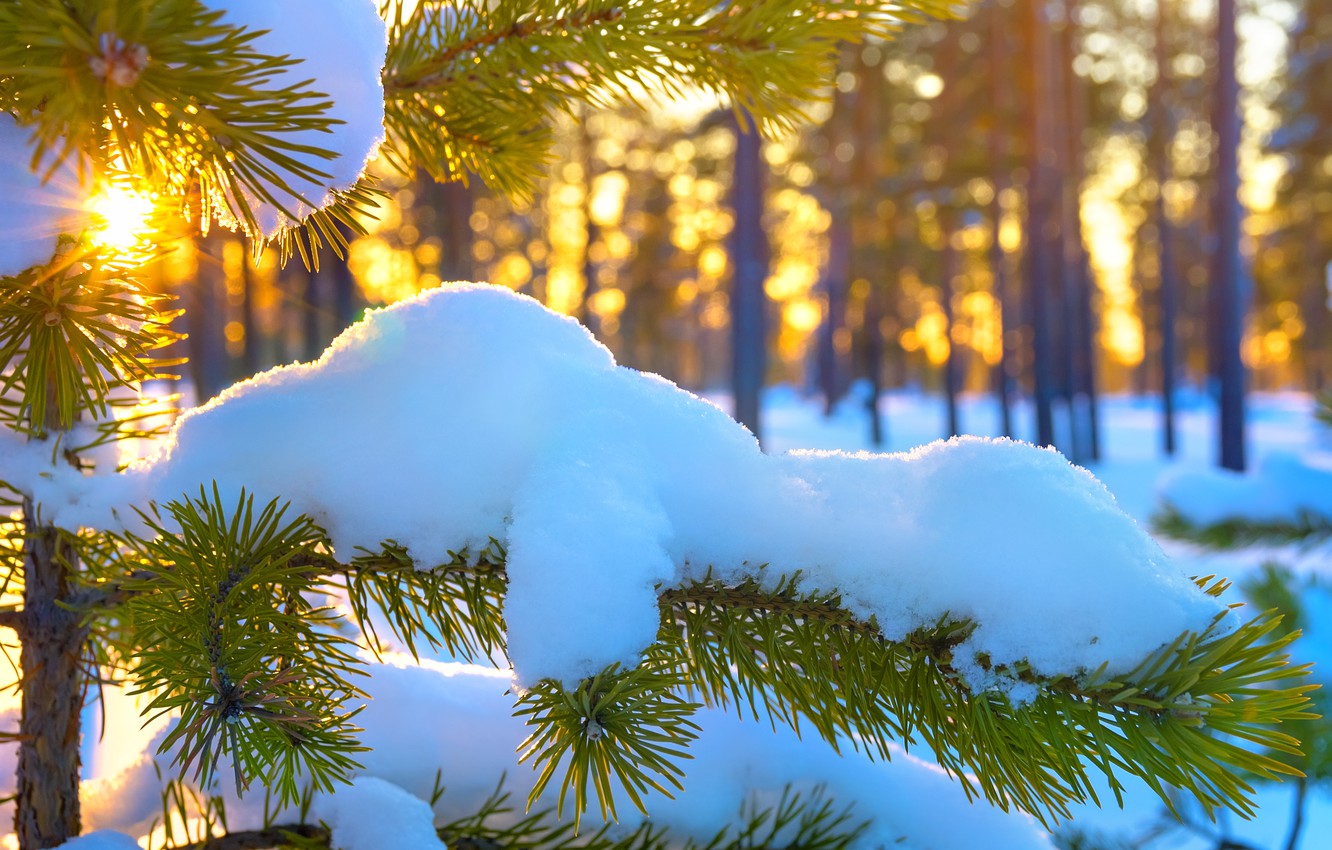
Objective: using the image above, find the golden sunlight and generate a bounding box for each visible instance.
[87,184,155,252]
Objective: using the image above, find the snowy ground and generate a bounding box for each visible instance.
[735,386,1330,850]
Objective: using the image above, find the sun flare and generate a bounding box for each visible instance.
[87,183,155,252]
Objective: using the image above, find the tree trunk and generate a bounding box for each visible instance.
[1212,0,1246,471]
[1061,2,1100,463]
[1153,0,1179,455]
[188,234,230,402]
[1025,0,1058,448]
[940,208,962,439]
[16,503,85,850]
[579,112,602,336]
[988,0,1015,439]
[730,110,769,443]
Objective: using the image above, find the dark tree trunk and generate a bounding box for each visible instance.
[864,276,886,446]
[1212,0,1246,471]
[1153,0,1179,455]
[240,251,259,378]
[1025,0,1058,448]
[730,111,769,443]
[988,1,1015,439]
[16,502,86,850]
[418,174,475,285]
[188,235,230,402]
[940,209,962,439]
[302,262,323,362]
[579,113,602,336]
[1061,3,1100,462]
[329,224,358,334]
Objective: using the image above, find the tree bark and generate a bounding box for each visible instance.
[988,0,1015,439]
[16,502,86,850]
[940,207,962,439]
[1025,0,1058,448]
[730,110,769,443]
[1152,0,1179,455]
[1212,0,1246,471]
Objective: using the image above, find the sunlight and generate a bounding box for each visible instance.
[87,183,155,252]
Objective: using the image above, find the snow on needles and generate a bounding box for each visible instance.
[207,0,387,235]
[32,284,1220,688]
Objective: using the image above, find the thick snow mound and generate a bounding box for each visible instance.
[0,115,86,277]
[34,284,1218,687]
[209,0,387,235]
[1158,450,1332,527]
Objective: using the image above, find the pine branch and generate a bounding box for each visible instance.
[381,0,957,193]
[176,824,330,850]
[1154,503,1332,549]
[0,245,181,435]
[0,0,347,238]
[167,780,864,850]
[114,486,368,807]
[93,492,1315,830]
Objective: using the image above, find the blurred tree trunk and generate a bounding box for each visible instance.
[850,46,887,446]
[1060,2,1099,462]
[1152,0,1179,454]
[1024,0,1058,448]
[1212,0,1246,470]
[302,260,323,361]
[420,175,475,284]
[730,110,769,442]
[818,49,856,416]
[935,29,962,439]
[188,232,230,402]
[940,206,961,438]
[988,0,1015,438]
[579,112,601,335]
[1306,259,1330,391]
[329,230,358,332]
[240,250,260,378]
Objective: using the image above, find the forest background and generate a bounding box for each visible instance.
[141,0,1330,471]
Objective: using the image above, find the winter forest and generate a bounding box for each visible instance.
[0,1,1329,850]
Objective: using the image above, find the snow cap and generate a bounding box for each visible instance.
[207,0,388,235]
[31,284,1221,690]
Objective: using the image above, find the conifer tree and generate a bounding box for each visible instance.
[0,2,1317,849]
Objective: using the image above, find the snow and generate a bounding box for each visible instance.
[0,114,86,277]
[313,776,448,850]
[207,0,387,236]
[50,832,140,850]
[1158,449,1332,527]
[21,284,1220,690]
[4,382,1327,849]
[75,655,1053,850]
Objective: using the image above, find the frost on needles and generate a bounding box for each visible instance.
[13,284,1316,827]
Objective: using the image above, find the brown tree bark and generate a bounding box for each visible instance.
[15,502,87,850]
